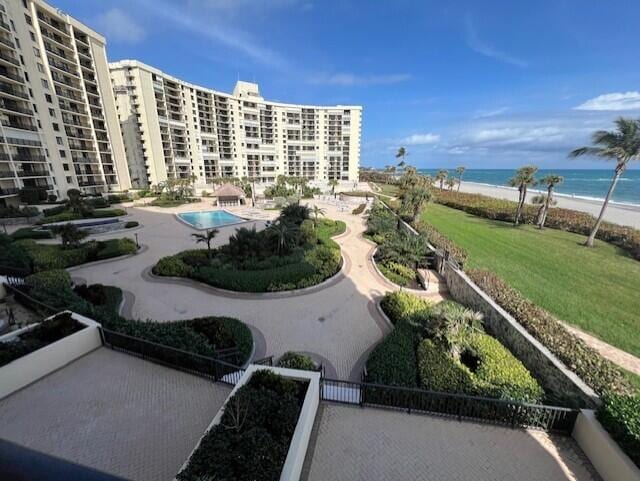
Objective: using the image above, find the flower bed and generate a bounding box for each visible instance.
[467,269,634,396]
[434,190,640,260]
[154,211,345,292]
[0,312,84,367]
[177,370,309,481]
[368,291,544,403]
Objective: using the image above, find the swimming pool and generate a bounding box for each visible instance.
[177,210,247,229]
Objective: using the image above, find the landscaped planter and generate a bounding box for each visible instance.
[0,311,101,400]
[572,410,640,481]
[176,365,320,481]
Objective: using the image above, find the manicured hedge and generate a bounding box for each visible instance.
[352,203,366,215]
[277,352,317,371]
[37,208,126,225]
[597,393,640,467]
[16,238,137,271]
[10,227,53,240]
[177,370,308,481]
[378,261,416,286]
[124,221,139,228]
[434,190,640,260]
[0,206,39,218]
[0,312,84,367]
[379,291,432,325]
[467,269,634,396]
[366,320,418,387]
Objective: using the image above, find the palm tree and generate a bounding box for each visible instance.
[435,169,448,189]
[191,228,219,260]
[401,186,431,221]
[328,179,339,195]
[536,174,564,229]
[268,221,299,255]
[65,188,92,216]
[508,165,538,225]
[395,147,408,170]
[455,166,466,192]
[445,177,456,191]
[311,205,326,225]
[569,117,640,247]
[53,223,88,249]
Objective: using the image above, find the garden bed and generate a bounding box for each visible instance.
[36,208,127,225]
[367,291,544,404]
[177,368,316,481]
[154,206,345,292]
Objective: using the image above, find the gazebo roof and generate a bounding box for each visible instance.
[211,183,246,198]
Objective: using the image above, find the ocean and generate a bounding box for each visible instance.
[416,169,640,206]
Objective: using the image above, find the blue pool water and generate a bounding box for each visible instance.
[177,210,246,229]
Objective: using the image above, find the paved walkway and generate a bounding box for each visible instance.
[68,200,444,380]
[0,348,231,481]
[303,404,602,481]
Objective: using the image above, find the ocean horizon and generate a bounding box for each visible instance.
[415,169,640,206]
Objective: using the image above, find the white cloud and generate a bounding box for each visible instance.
[574,92,640,111]
[465,16,527,68]
[309,73,411,86]
[403,133,441,145]
[473,107,509,119]
[95,9,145,44]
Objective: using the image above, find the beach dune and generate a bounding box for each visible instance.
[457,182,640,229]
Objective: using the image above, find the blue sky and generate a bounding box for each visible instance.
[55,0,640,169]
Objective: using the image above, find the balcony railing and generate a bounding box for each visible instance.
[0,83,28,99]
[0,69,24,83]
[17,170,49,177]
[0,51,19,66]
[0,187,19,196]
[0,102,33,116]
[1,119,37,131]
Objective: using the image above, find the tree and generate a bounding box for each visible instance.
[435,169,448,189]
[311,205,325,225]
[65,188,92,216]
[455,166,466,192]
[191,228,219,260]
[328,179,339,195]
[445,177,456,191]
[268,221,299,255]
[508,165,538,225]
[53,223,88,249]
[400,185,431,222]
[569,117,640,247]
[536,174,563,229]
[395,147,408,169]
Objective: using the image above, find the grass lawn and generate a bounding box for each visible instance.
[375,183,400,198]
[422,203,640,358]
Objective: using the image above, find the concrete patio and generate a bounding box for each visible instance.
[0,348,231,481]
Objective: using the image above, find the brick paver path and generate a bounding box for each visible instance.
[68,200,441,379]
[303,404,602,481]
[0,348,231,481]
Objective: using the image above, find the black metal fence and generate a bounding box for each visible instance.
[100,328,245,386]
[320,378,578,433]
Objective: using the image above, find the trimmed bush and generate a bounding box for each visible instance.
[43,204,67,217]
[597,393,640,467]
[277,352,317,371]
[380,291,432,325]
[10,227,53,240]
[0,312,84,367]
[0,206,39,218]
[366,320,418,387]
[417,339,475,393]
[378,261,416,286]
[25,269,71,292]
[154,254,193,277]
[124,220,139,228]
[37,208,126,225]
[352,203,366,215]
[434,190,640,260]
[468,269,634,396]
[177,371,307,481]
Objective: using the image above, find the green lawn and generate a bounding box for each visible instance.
[422,203,640,357]
[375,183,400,198]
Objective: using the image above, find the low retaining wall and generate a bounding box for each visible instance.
[176,365,320,481]
[572,410,640,481]
[0,311,102,400]
[440,261,599,407]
[0,216,40,225]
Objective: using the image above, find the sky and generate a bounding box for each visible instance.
[54,0,640,170]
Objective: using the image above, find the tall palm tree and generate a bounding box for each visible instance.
[395,147,408,169]
[445,177,456,191]
[435,169,448,189]
[311,205,326,225]
[455,166,466,192]
[401,186,431,221]
[268,221,298,255]
[54,223,88,249]
[570,117,640,246]
[191,228,219,260]
[536,174,564,229]
[508,165,538,225]
[328,179,339,195]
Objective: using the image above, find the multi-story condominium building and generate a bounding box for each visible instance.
[0,0,129,206]
[109,60,362,188]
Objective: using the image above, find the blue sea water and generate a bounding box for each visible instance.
[417,169,640,206]
[178,210,246,229]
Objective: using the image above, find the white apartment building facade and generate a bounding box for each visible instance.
[109,60,362,189]
[0,0,129,206]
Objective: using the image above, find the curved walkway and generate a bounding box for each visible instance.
[69,200,443,380]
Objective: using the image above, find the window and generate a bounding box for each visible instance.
[41,79,49,89]
[49,108,55,117]
[15,38,20,49]
[59,150,66,158]
[33,47,40,58]
[56,137,63,145]
[37,63,44,73]
[52,123,59,131]
[66,176,72,183]
[29,31,35,42]
[24,72,29,82]
[63,164,69,171]
[45,94,52,103]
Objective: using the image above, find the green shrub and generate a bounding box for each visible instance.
[414,221,468,266]
[380,291,432,325]
[0,313,84,367]
[434,190,640,260]
[378,261,415,286]
[277,352,317,371]
[352,203,366,215]
[124,221,139,228]
[597,394,640,467]
[0,205,39,218]
[37,208,126,225]
[187,316,253,364]
[10,227,53,240]
[154,255,193,277]
[95,238,137,259]
[43,204,67,217]
[25,269,72,292]
[300,219,316,245]
[366,320,418,387]
[0,235,33,271]
[417,339,475,393]
[468,269,634,396]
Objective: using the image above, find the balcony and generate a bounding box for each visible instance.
[0,101,33,116]
[0,69,23,84]
[0,36,15,49]
[0,51,19,67]
[1,119,37,131]
[0,169,14,178]
[0,82,28,100]
[49,58,79,77]
[0,20,10,33]
[17,169,49,177]
[55,86,84,102]
[37,13,70,37]
[14,154,47,162]
[0,186,19,196]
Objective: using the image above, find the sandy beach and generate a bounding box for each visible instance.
[457,182,640,229]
